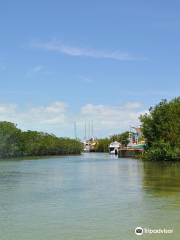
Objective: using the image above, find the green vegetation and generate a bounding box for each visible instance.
[110,131,129,146]
[143,142,180,161]
[140,97,180,161]
[143,160,180,197]
[1,97,179,161]
[95,132,129,152]
[0,121,83,158]
[94,138,110,152]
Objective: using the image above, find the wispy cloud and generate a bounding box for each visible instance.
[26,65,44,78]
[0,101,146,137]
[31,40,146,61]
[0,103,17,114]
[79,75,94,84]
[79,102,145,133]
[0,101,68,133]
[32,65,44,73]
[26,65,53,78]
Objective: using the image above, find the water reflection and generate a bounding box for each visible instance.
[143,161,180,197]
[0,154,180,239]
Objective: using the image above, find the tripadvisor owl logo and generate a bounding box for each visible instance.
[135,227,143,235]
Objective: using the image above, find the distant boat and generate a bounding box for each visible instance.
[109,141,121,155]
[127,143,145,150]
[83,138,97,152]
[83,141,91,152]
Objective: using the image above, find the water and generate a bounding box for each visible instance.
[0,153,180,240]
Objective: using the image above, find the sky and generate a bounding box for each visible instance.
[0,0,179,138]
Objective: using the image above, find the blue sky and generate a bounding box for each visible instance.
[0,0,179,138]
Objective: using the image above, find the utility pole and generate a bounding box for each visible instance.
[88,120,91,139]
[91,120,94,138]
[74,121,77,139]
[84,121,87,140]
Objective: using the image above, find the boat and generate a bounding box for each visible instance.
[83,138,97,152]
[109,141,121,155]
[118,127,146,157]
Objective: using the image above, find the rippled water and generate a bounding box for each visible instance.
[0,153,180,239]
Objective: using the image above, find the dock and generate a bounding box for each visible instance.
[118,147,144,158]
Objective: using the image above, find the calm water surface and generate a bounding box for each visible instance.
[0,153,180,240]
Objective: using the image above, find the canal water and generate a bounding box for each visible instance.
[0,153,180,240]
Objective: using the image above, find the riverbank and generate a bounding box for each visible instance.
[0,121,83,159]
[93,97,180,161]
[1,97,179,161]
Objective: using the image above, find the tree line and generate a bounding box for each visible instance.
[140,97,180,161]
[0,97,179,160]
[0,121,83,158]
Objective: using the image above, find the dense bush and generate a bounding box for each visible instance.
[0,121,83,158]
[143,141,180,161]
[95,138,111,152]
[0,122,22,158]
[140,97,180,161]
